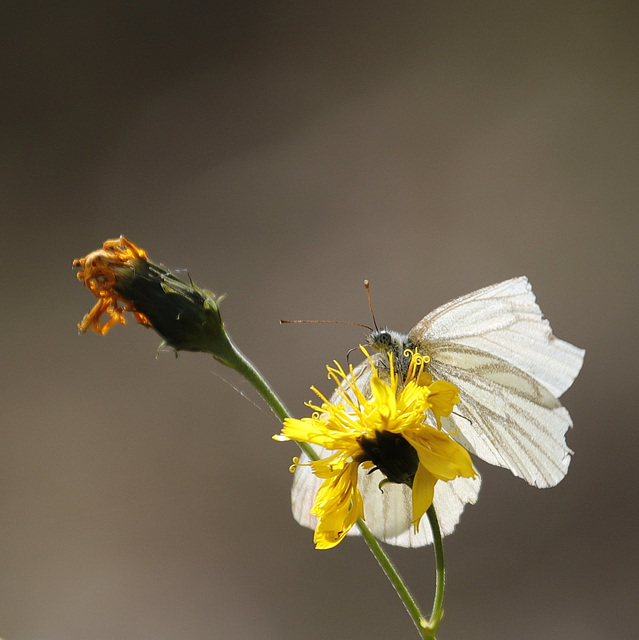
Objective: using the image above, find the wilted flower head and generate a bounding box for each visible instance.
[275,348,476,549]
[73,236,234,361]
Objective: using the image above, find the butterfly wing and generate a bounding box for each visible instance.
[353,467,481,547]
[409,276,585,488]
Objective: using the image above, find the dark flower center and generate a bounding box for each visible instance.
[357,430,419,487]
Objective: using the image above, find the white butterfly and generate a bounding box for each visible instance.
[291,277,585,547]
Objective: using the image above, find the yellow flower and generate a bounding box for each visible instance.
[275,349,475,549]
[73,236,231,358]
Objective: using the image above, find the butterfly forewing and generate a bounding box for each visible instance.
[409,276,584,397]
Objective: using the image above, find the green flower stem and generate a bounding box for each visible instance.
[358,507,446,640]
[217,333,292,421]
[212,334,443,639]
[426,505,446,634]
[214,334,318,462]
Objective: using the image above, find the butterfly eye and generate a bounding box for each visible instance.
[373,330,393,348]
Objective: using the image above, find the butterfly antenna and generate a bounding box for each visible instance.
[364,279,379,330]
[280,319,373,330]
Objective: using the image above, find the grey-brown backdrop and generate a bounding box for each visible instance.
[1,3,637,639]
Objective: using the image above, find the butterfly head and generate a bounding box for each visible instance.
[367,328,416,382]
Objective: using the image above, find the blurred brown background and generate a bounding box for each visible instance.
[1,3,637,639]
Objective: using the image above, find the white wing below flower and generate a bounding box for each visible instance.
[291,445,481,548]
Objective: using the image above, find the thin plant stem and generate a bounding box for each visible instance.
[218,335,443,639]
[425,505,446,635]
[220,334,292,422]
[220,334,318,461]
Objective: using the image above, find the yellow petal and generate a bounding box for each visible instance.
[407,429,475,481]
[312,463,363,549]
[411,464,436,531]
